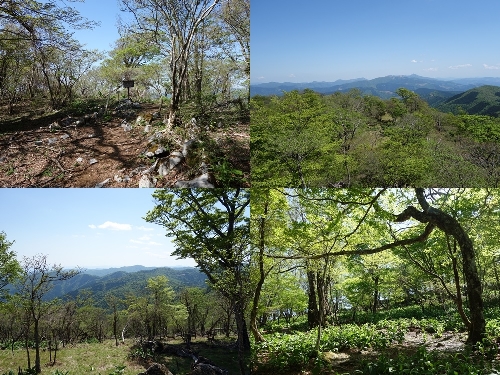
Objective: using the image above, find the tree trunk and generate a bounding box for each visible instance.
[33,318,41,374]
[250,203,268,343]
[307,270,319,329]
[25,335,31,370]
[316,272,328,326]
[396,188,485,344]
[113,313,118,346]
[234,301,250,351]
[372,275,379,314]
[494,260,500,299]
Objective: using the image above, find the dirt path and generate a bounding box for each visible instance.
[0,104,249,187]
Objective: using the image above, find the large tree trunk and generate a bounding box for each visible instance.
[250,204,269,343]
[307,270,319,329]
[396,188,485,344]
[234,301,250,351]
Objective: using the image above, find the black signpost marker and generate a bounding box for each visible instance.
[122,80,134,99]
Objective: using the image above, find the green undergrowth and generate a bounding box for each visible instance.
[255,312,500,373]
[256,322,406,371]
[358,346,499,375]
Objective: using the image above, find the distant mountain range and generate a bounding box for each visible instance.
[40,266,207,305]
[250,74,500,99]
[83,265,161,277]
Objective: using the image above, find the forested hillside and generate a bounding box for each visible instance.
[437,85,500,117]
[251,88,500,187]
[45,267,207,303]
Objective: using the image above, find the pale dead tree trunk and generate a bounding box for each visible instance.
[121,0,220,127]
[220,0,249,103]
[166,0,219,127]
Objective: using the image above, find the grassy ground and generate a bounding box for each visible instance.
[0,337,243,375]
[0,340,144,375]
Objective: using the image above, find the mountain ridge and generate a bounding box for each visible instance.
[19,266,208,304]
[250,75,500,99]
[436,85,500,117]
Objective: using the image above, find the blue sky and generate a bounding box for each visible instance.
[251,0,500,83]
[66,0,132,53]
[0,189,196,270]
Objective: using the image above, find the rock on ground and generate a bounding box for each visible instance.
[174,173,214,188]
[139,175,155,188]
[138,363,173,375]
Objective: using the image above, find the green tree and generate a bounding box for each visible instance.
[396,87,426,113]
[267,188,487,345]
[0,0,98,109]
[249,188,291,342]
[251,90,345,187]
[105,293,124,346]
[146,275,175,339]
[120,0,220,126]
[0,232,21,298]
[145,188,251,364]
[16,254,81,373]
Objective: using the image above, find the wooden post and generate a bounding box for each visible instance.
[122,80,135,100]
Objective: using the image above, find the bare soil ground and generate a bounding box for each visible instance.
[0,102,249,187]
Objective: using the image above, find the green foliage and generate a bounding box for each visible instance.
[437,85,500,117]
[210,158,245,186]
[256,323,406,371]
[108,365,126,375]
[66,98,104,116]
[0,231,21,298]
[357,346,492,375]
[51,370,69,375]
[127,346,154,361]
[456,114,500,142]
[251,90,347,186]
[251,89,500,187]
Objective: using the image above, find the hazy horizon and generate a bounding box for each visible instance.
[251,74,500,85]
[252,0,500,83]
[0,189,197,269]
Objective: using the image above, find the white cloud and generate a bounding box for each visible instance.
[448,64,472,69]
[411,59,418,63]
[424,67,438,72]
[135,226,155,232]
[97,221,132,231]
[88,224,97,229]
[130,238,161,246]
[483,64,500,70]
[289,73,296,78]
[139,235,151,241]
[258,76,265,80]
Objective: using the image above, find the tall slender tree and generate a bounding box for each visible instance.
[145,188,250,373]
